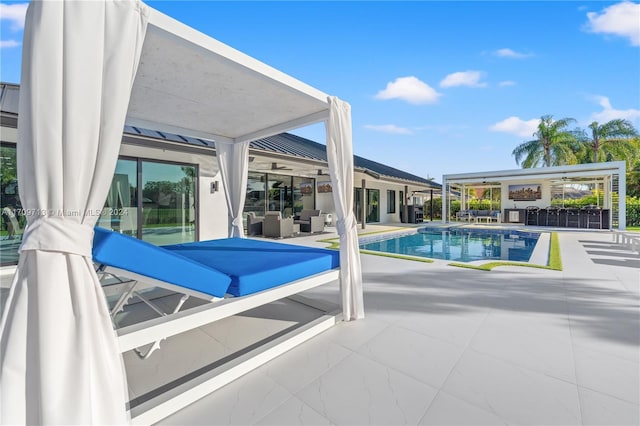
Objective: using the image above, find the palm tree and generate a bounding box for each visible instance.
[512,115,579,168]
[581,119,639,165]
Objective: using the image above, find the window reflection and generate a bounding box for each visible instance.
[99,159,197,246]
[97,159,137,235]
[245,172,266,218]
[141,161,196,245]
[293,176,315,215]
[1,145,22,265]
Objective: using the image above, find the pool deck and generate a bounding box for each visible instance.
[1,224,637,425]
[155,224,638,425]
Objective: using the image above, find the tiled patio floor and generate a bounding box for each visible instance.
[1,226,637,425]
[153,227,638,425]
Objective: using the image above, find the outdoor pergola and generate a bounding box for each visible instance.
[0,2,363,425]
[442,161,627,229]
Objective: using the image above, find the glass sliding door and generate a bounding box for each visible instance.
[97,159,137,236]
[0,144,22,265]
[366,189,380,223]
[354,188,363,224]
[268,174,294,217]
[293,176,315,216]
[387,190,396,214]
[141,161,197,245]
[245,172,267,219]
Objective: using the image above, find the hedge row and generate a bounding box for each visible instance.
[628,196,640,227]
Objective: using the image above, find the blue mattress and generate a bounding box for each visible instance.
[92,228,340,298]
[93,228,232,298]
[163,238,340,297]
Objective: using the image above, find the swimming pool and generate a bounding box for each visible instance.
[359,228,541,262]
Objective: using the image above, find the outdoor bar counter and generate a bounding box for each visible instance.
[507,207,611,229]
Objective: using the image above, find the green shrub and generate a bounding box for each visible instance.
[628,196,640,227]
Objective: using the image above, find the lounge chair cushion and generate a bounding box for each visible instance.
[163,238,339,297]
[93,228,232,298]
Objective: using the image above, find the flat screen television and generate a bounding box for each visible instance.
[508,184,541,201]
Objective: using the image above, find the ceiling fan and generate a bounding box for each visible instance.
[271,162,292,171]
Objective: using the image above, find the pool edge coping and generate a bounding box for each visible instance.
[317,227,561,271]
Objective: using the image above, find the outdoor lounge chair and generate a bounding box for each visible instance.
[294,209,325,233]
[263,211,299,238]
[92,227,341,421]
[246,211,263,236]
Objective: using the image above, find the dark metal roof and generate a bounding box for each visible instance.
[251,133,440,188]
[123,125,215,148]
[0,83,19,114]
[2,82,439,188]
[354,154,440,188]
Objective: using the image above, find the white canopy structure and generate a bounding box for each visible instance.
[0,1,363,424]
[442,162,627,229]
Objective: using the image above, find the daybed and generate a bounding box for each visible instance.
[92,227,340,419]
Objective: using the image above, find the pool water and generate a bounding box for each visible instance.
[360,228,541,262]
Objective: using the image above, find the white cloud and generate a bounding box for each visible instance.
[493,48,533,59]
[374,76,441,105]
[0,3,28,31]
[364,124,413,135]
[498,80,516,87]
[440,71,487,88]
[489,116,539,138]
[0,39,20,48]
[585,1,640,46]
[590,95,640,123]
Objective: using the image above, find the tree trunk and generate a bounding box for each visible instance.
[544,144,551,167]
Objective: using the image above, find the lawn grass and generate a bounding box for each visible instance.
[626,226,640,232]
[448,232,562,272]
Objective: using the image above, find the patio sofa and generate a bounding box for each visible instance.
[294,209,325,233]
[457,210,500,223]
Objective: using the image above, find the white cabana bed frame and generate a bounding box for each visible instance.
[0,2,363,424]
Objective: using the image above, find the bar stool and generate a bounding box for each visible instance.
[546,206,560,227]
[565,208,580,228]
[525,206,540,226]
[585,206,602,229]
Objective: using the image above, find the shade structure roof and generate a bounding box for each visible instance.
[126,8,331,144]
[443,162,626,184]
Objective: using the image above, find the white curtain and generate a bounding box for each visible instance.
[325,96,364,320]
[0,1,148,424]
[215,140,250,238]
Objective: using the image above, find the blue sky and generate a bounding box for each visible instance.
[1,1,639,183]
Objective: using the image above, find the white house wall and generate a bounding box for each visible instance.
[315,171,433,224]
